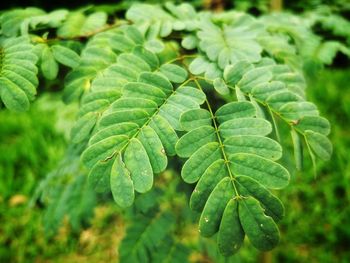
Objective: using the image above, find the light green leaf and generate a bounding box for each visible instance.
[217,199,244,256]
[219,117,272,138]
[110,154,135,208]
[0,77,29,111]
[176,126,216,158]
[124,138,153,193]
[41,45,59,80]
[252,81,286,101]
[149,115,178,156]
[213,78,230,95]
[224,135,282,161]
[51,45,80,68]
[236,176,284,221]
[181,35,197,50]
[279,102,319,120]
[199,177,234,237]
[160,64,188,83]
[90,123,139,145]
[110,33,135,53]
[239,197,280,251]
[133,46,159,71]
[88,160,112,193]
[180,109,212,131]
[138,126,167,173]
[117,53,151,73]
[229,153,290,189]
[181,142,222,183]
[291,129,303,171]
[138,72,173,95]
[295,116,331,135]
[266,91,302,110]
[124,26,144,45]
[71,112,98,144]
[82,90,121,104]
[189,56,210,75]
[223,60,253,86]
[176,86,206,104]
[237,67,273,93]
[305,130,332,161]
[99,109,149,129]
[111,98,157,115]
[82,135,129,169]
[124,82,167,105]
[190,159,228,212]
[145,39,165,53]
[78,99,109,117]
[215,101,256,123]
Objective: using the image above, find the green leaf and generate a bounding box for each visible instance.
[0,77,29,111]
[138,126,167,173]
[176,85,206,104]
[110,34,135,52]
[219,117,272,138]
[41,45,59,80]
[291,129,303,171]
[190,159,228,212]
[159,64,188,83]
[138,72,173,95]
[111,98,157,115]
[78,99,109,117]
[236,176,284,221]
[82,90,121,104]
[124,138,153,193]
[229,153,290,189]
[51,45,80,68]
[71,112,98,144]
[215,101,256,123]
[124,82,167,105]
[110,154,135,208]
[279,102,319,120]
[266,90,302,110]
[213,78,230,95]
[237,67,273,93]
[223,60,253,86]
[117,53,151,73]
[199,177,235,237]
[252,81,286,101]
[224,135,282,161]
[176,126,216,158]
[217,199,244,256]
[82,135,129,169]
[180,109,212,131]
[124,26,144,45]
[149,115,178,156]
[133,46,159,71]
[295,116,331,135]
[88,160,112,193]
[305,130,332,161]
[181,142,222,183]
[189,56,210,75]
[90,123,139,145]
[239,197,280,251]
[181,35,197,50]
[145,39,165,53]
[99,109,149,129]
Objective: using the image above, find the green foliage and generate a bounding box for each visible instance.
[0,1,345,260]
[0,37,38,111]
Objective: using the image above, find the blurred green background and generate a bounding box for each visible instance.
[0,0,349,262]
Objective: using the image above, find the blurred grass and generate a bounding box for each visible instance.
[0,69,349,262]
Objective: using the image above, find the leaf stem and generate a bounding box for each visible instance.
[193,78,240,197]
